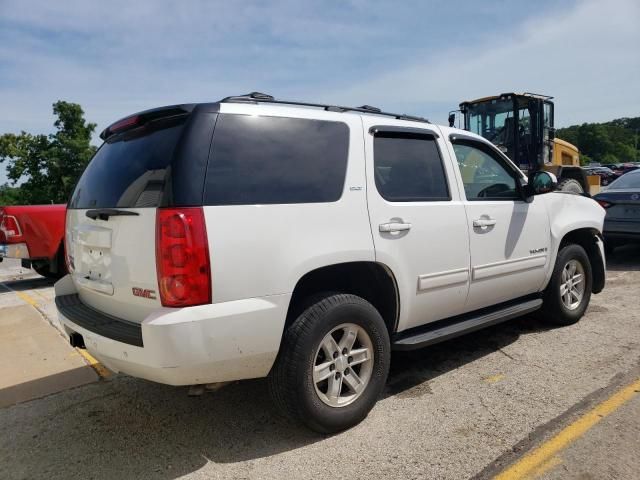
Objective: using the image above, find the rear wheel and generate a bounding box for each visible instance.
[556,178,584,194]
[269,293,390,433]
[540,244,592,326]
[33,263,64,279]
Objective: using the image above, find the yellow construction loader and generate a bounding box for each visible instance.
[450,92,599,194]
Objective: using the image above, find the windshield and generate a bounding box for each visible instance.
[607,171,640,190]
[466,98,514,146]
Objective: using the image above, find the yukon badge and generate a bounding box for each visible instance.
[132,287,157,300]
[529,247,547,255]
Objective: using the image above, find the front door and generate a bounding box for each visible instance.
[364,121,471,332]
[448,137,551,311]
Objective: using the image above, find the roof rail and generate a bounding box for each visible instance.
[220,92,430,124]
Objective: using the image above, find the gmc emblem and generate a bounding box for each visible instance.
[132,287,157,300]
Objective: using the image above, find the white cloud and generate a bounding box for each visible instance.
[325,0,640,126]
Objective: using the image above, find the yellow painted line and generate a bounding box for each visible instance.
[16,290,39,307]
[494,377,640,480]
[527,455,562,479]
[76,348,111,379]
[483,373,506,384]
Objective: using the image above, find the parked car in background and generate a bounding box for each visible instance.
[583,166,618,186]
[594,169,640,253]
[0,205,67,278]
[610,163,640,176]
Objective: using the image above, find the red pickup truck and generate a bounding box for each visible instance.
[0,204,67,278]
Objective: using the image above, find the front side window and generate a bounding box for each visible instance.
[452,142,519,200]
[373,133,449,202]
[204,114,349,205]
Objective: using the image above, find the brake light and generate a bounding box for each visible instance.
[596,200,612,209]
[109,115,140,134]
[0,214,21,239]
[156,207,211,307]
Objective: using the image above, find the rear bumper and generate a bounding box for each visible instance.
[54,276,289,386]
[0,243,30,259]
[603,220,640,244]
[603,219,640,236]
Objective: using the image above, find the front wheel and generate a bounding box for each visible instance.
[556,178,584,194]
[540,244,592,326]
[268,294,390,433]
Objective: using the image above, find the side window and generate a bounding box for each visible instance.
[374,133,449,202]
[452,142,519,200]
[204,114,349,205]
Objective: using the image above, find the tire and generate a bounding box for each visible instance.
[556,178,584,194]
[33,264,62,279]
[540,244,592,326]
[268,293,390,433]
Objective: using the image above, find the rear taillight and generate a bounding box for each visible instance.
[156,207,211,307]
[596,200,612,209]
[0,214,21,240]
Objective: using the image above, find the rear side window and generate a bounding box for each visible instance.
[374,133,449,202]
[204,114,349,205]
[69,115,187,209]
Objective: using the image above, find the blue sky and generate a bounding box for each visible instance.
[1,0,639,184]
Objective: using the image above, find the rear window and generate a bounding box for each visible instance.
[203,114,349,205]
[374,133,449,202]
[69,115,187,209]
[609,171,640,189]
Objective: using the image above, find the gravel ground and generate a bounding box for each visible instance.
[0,245,639,480]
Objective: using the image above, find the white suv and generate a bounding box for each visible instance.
[55,93,606,432]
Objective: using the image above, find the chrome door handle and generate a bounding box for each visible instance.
[379,222,412,233]
[473,218,497,228]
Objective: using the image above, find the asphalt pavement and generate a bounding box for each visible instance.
[0,246,639,480]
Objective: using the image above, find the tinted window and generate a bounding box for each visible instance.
[69,115,187,209]
[452,142,519,200]
[373,134,449,202]
[204,114,349,205]
[609,171,640,189]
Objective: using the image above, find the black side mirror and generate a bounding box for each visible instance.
[548,127,556,140]
[523,171,557,201]
[448,112,456,128]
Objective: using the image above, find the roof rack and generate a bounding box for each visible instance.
[220,92,430,124]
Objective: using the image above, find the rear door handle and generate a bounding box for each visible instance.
[379,222,412,233]
[473,217,497,228]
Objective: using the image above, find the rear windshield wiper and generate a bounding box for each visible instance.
[86,209,140,221]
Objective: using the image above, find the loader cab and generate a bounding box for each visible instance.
[459,93,554,172]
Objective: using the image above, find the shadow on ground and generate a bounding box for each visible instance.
[2,276,55,291]
[0,312,556,480]
[606,243,640,271]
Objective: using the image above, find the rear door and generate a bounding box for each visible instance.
[363,120,471,332]
[66,109,214,322]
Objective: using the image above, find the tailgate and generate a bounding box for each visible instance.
[66,209,159,323]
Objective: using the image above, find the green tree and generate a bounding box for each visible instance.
[0,185,21,206]
[0,101,97,204]
[557,116,640,164]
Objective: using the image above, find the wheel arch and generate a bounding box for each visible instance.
[557,227,605,294]
[285,261,400,335]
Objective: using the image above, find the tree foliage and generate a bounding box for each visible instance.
[0,101,97,204]
[557,117,640,165]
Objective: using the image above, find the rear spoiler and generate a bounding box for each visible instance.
[100,104,195,140]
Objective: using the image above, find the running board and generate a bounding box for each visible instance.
[392,298,543,351]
